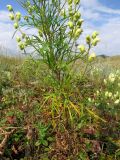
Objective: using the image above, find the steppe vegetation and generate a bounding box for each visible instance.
[0,0,120,159]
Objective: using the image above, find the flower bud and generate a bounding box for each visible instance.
[68,21,74,29]
[78,45,85,53]
[74,28,83,38]
[24,16,29,21]
[92,31,99,39]
[88,52,96,61]
[92,38,100,46]
[16,36,21,42]
[9,13,14,20]
[77,19,84,27]
[69,11,74,16]
[75,12,81,19]
[22,33,26,39]
[7,5,13,12]
[68,0,73,5]
[14,23,19,29]
[16,12,21,21]
[19,43,25,50]
[74,0,80,5]
[86,35,91,44]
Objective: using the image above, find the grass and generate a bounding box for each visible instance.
[0,54,120,160]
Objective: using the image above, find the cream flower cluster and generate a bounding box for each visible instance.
[65,0,83,40]
[104,70,120,84]
[88,70,120,107]
[7,4,31,50]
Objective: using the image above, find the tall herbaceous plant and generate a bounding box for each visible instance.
[7,0,100,125]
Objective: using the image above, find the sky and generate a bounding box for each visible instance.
[0,0,120,56]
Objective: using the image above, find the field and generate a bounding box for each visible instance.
[0,54,120,160]
[1,0,120,159]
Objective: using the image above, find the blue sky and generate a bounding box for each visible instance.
[0,0,120,56]
[0,0,20,10]
[99,0,120,9]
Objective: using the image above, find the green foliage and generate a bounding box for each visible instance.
[7,0,100,88]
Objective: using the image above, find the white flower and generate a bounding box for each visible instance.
[114,99,120,104]
[88,98,92,102]
[108,73,115,83]
[78,45,85,53]
[88,53,96,61]
[96,90,99,95]
[104,79,107,84]
[108,92,112,98]
[105,91,109,97]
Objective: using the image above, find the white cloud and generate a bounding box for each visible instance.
[80,0,120,55]
[81,0,120,15]
[0,10,10,22]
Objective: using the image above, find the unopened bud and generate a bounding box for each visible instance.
[7,5,13,12]
[92,38,100,46]
[77,19,84,26]
[92,31,99,39]
[14,23,19,29]
[78,45,85,53]
[16,12,21,21]
[74,0,80,5]
[68,21,74,29]
[16,36,21,42]
[74,28,83,38]
[19,43,25,50]
[68,0,73,5]
[9,13,14,20]
[86,35,91,44]
[88,52,96,61]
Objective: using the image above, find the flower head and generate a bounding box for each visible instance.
[92,31,99,39]
[7,5,13,12]
[9,13,14,20]
[86,35,91,44]
[74,0,80,5]
[16,12,21,21]
[88,53,96,61]
[108,73,115,83]
[114,99,120,104]
[78,45,85,53]
[77,19,84,27]
[14,23,19,29]
[16,36,21,42]
[19,43,25,50]
[68,21,74,29]
[92,38,100,46]
[74,28,83,38]
[68,0,73,5]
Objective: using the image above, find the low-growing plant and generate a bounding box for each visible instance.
[7,0,100,126]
